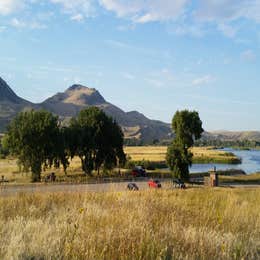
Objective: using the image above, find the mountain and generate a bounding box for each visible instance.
[0,79,172,142]
[41,84,172,142]
[0,77,35,132]
[2,77,260,143]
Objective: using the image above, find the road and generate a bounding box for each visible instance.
[0,180,165,197]
[0,181,259,197]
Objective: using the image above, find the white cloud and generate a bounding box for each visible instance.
[10,17,46,29]
[70,13,84,22]
[100,0,189,23]
[0,0,24,15]
[192,75,215,86]
[10,18,26,28]
[171,23,205,37]
[195,0,260,23]
[51,0,95,18]
[241,49,256,62]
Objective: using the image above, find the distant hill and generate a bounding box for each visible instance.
[0,77,35,132]
[202,131,260,142]
[0,78,172,142]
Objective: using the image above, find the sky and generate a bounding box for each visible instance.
[0,0,260,131]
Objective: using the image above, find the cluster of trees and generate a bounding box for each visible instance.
[195,139,260,149]
[166,110,203,180]
[3,107,125,182]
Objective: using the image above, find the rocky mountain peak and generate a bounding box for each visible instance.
[63,84,106,106]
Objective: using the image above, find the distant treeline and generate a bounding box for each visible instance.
[195,139,260,149]
[124,138,171,146]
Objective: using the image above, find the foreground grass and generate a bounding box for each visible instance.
[0,189,259,259]
[125,146,241,164]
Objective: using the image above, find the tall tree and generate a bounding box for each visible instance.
[166,110,203,180]
[3,110,62,182]
[69,107,125,175]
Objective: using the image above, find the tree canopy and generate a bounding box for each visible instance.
[69,107,126,175]
[166,110,203,180]
[3,110,62,182]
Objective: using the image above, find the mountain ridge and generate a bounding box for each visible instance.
[1,76,260,143]
[0,77,172,142]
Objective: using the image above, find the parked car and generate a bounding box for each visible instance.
[131,166,147,177]
[148,179,161,188]
[127,183,139,191]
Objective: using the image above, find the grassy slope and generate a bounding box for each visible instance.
[125,146,241,164]
[219,173,260,184]
[0,189,259,259]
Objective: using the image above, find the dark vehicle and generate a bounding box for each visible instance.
[173,179,186,189]
[131,166,147,177]
[148,179,161,188]
[127,183,139,191]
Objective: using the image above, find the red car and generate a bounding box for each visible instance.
[148,179,162,188]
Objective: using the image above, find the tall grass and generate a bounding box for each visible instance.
[0,188,259,259]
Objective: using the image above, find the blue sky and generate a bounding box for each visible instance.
[0,0,260,131]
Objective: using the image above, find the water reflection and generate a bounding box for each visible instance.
[190,148,260,174]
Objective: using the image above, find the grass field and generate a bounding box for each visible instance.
[0,188,259,259]
[125,146,241,164]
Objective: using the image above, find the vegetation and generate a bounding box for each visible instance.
[166,110,203,179]
[195,139,260,150]
[3,110,63,182]
[2,108,125,182]
[69,107,125,175]
[0,189,259,259]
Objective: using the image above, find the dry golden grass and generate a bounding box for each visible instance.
[125,146,239,163]
[0,188,259,259]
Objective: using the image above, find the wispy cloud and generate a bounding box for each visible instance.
[50,0,96,20]
[0,0,260,39]
[100,0,189,23]
[217,23,238,38]
[0,0,24,15]
[10,17,47,29]
[70,13,84,22]
[240,49,256,62]
[122,72,135,80]
[192,75,215,86]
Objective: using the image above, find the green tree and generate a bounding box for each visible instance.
[70,107,125,175]
[3,110,62,182]
[166,110,203,180]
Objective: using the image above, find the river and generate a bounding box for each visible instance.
[190,148,260,174]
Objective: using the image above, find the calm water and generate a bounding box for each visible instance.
[190,148,260,174]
